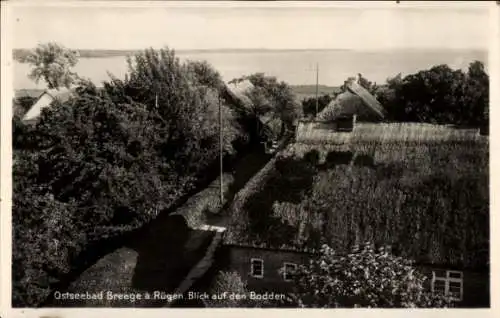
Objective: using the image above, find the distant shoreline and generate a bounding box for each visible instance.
[12,47,486,60]
[13,48,353,60]
[14,85,342,100]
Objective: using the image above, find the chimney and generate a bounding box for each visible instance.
[356,73,362,84]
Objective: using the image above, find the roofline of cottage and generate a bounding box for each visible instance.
[222,243,489,272]
[222,243,318,255]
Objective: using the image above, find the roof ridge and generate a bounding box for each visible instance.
[346,82,386,119]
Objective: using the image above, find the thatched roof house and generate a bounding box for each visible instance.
[295,80,387,143]
[317,81,386,122]
[216,129,488,305]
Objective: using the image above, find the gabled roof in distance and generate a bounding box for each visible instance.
[23,87,75,122]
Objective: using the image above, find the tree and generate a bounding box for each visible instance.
[288,243,454,308]
[185,59,224,90]
[378,62,488,127]
[302,94,333,118]
[19,42,80,89]
[461,61,489,128]
[232,73,302,137]
[243,85,273,137]
[111,48,247,179]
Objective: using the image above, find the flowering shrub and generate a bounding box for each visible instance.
[288,243,454,308]
[205,271,249,307]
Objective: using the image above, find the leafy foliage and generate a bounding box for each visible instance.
[334,63,488,130]
[18,42,80,89]
[377,62,488,128]
[289,243,454,308]
[12,47,251,307]
[301,94,333,118]
[205,271,249,307]
[231,73,302,136]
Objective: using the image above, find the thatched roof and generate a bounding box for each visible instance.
[317,91,368,121]
[296,122,483,145]
[295,120,353,144]
[317,81,385,121]
[224,129,488,269]
[352,123,482,143]
[347,81,386,119]
[223,79,254,110]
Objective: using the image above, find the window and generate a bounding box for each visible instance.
[431,270,463,301]
[283,262,297,281]
[250,258,264,278]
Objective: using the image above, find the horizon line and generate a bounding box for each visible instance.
[13,47,488,52]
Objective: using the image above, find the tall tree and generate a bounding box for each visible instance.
[19,42,80,89]
[462,61,489,127]
[302,94,333,118]
[378,61,488,127]
[232,73,302,137]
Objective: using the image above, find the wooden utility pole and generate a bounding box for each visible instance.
[315,63,319,117]
[219,93,224,205]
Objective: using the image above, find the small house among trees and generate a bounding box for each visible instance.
[22,87,75,124]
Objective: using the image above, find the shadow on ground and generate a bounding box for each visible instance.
[129,215,213,293]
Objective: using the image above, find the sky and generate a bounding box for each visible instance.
[10,2,491,51]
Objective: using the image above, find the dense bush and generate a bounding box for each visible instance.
[301,94,332,118]
[205,271,249,307]
[231,73,302,135]
[333,63,488,129]
[289,243,453,308]
[377,61,488,128]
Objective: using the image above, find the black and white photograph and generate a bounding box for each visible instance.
[1,0,496,312]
